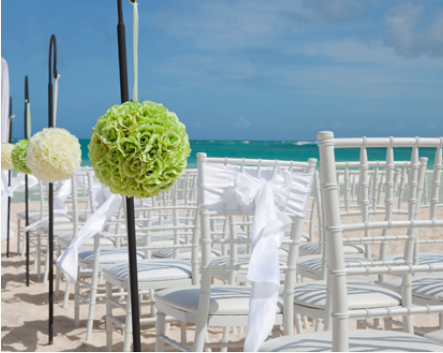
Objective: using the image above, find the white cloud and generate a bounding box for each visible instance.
[382,3,443,57]
[234,117,252,129]
[147,0,369,52]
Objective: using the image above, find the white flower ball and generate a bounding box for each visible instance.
[1,143,15,170]
[27,127,81,182]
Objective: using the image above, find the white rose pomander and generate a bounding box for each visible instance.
[1,143,15,170]
[27,127,81,182]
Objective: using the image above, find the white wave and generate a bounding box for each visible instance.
[242,141,250,144]
[293,141,315,146]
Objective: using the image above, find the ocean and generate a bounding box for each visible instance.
[79,139,438,169]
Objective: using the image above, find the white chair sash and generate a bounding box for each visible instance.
[23,178,72,232]
[1,170,14,240]
[57,187,123,285]
[7,172,38,197]
[201,164,313,352]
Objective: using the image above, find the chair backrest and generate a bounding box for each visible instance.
[317,131,443,351]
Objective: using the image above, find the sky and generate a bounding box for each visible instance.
[2,0,443,141]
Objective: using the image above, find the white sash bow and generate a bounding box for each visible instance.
[23,179,72,232]
[7,172,38,197]
[57,187,123,285]
[232,170,293,352]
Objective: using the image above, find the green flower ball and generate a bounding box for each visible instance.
[88,101,191,198]
[11,139,32,174]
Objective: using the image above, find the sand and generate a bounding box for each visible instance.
[2,201,442,352]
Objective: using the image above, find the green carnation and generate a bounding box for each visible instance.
[89,101,191,198]
[11,139,32,174]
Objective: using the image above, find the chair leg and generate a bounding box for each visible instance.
[220,326,230,352]
[193,319,209,351]
[43,246,50,284]
[74,273,80,327]
[106,282,113,352]
[86,269,100,342]
[295,314,303,334]
[21,228,27,258]
[36,236,41,278]
[180,321,187,344]
[155,311,166,352]
[123,286,133,353]
[17,219,21,255]
[55,245,61,296]
[63,282,70,308]
[303,315,309,330]
[149,289,156,317]
[314,319,322,331]
[403,315,414,334]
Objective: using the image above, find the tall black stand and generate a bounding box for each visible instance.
[48,35,58,345]
[117,0,141,351]
[24,77,30,286]
[6,97,13,258]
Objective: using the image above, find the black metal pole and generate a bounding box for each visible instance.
[25,77,30,286]
[48,34,58,345]
[6,97,12,258]
[117,1,141,351]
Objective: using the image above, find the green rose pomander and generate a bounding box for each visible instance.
[11,139,32,174]
[88,101,191,198]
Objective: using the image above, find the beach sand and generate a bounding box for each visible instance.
[2,201,442,352]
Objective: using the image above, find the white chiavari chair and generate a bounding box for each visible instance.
[17,179,45,255]
[154,153,315,352]
[289,151,428,333]
[377,145,443,275]
[258,131,443,352]
[296,159,412,282]
[103,205,198,352]
[73,170,198,342]
[55,169,118,308]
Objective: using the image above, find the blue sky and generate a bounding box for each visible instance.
[2,0,443,141]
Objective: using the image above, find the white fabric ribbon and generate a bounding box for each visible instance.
[57,188,122,285]
[23,178,72,232]
[7,172,38,197]
[1,170,13,241]
[231,170,293,352]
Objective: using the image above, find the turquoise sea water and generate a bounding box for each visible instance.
[79,139,437,169]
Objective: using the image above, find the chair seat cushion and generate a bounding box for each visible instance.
[136,233,185,246]
[299,242,364,256]
[56,233,115,248]
[381,252,443,265]
[17,210,42,221]
[152,247,222,260]
[424,329,443,345]
[292,280,401,309]
[258,329,443,352]
[297,255,369,274]
[155,285,283,315]
[235,246,290,259]
[78,248,145,264]
[103,259,192,282]
[33,218,73,234]
[381,274,443,302]
[211,255,286,273]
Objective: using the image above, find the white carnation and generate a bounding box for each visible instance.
[1,143,15,170]
[27,128,81,182]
